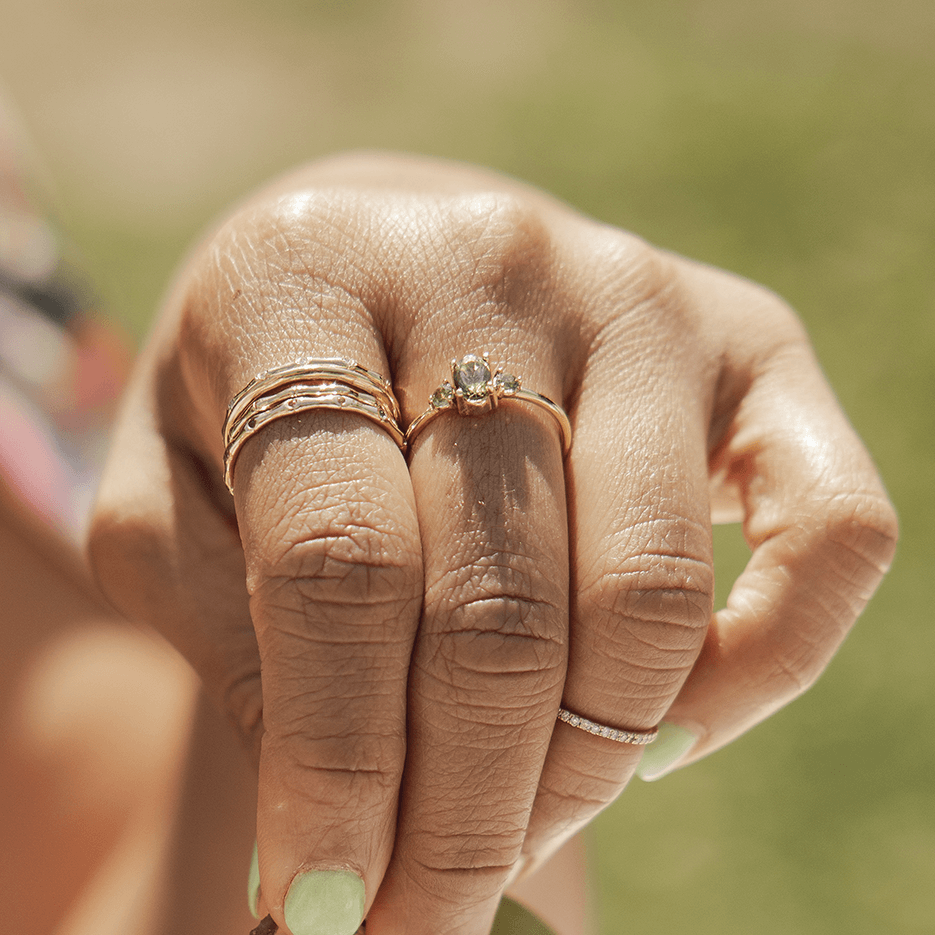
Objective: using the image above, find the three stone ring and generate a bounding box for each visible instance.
[404,352,572,454]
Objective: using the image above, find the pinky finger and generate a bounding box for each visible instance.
[638,346,898,780]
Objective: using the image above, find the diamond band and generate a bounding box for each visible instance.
[557,707,659,745]
[405,351,572,454]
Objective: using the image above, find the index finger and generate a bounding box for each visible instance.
[174,192,425,935]
[239,404,421,935]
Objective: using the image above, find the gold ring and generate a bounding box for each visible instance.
[405,352,572,454]
[223,358,403,493]
[557,707,658,745]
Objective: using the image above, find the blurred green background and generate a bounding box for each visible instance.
[3,0,932,932]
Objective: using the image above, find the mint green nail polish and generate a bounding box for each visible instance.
[247,841,261,919]
[284,870,365,935]
[636,722,697,781]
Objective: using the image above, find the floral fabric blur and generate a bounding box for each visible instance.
[0,111,130,535]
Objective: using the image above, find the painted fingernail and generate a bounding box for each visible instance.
[284,870,366,935]
[636,722,697,781]
[248,841,261,919]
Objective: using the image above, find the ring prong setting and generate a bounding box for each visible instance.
[406,350,571,454]
[452,351,498,415]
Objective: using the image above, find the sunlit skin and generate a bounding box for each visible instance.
[89,152,897,935]
[0,474,198,935]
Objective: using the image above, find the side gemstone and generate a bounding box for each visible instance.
[431,381,454,408]
[494,372,520,394]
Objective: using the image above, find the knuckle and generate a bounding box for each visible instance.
[758,599,840,699]
[399,862,506,919]
[583,235,699,346]
[603,235,674,311]
[743,491,898,703]
[267,730,403,796]
[577,549,713,703]
[766,643,819,696]
[87,509,166,623]
[436,191,555,312]
[540,758,628,816]
[822,491,899,579]
[260,736,403,827]
[405,825,523,901]
[580,550,713,642]
[220,668,264,761]
[424,552,567,697]
[422,597,566,716]
[86,510,128,608]
[763,491,899,697]
[249,515,422,631]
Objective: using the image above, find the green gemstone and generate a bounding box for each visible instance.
[494,372,520,393]
[453,354,491,398]
[431,381,454,408]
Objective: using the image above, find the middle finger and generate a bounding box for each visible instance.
[369,226,574,935]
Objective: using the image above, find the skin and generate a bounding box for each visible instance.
[0,475,197,935]
[0,100,193,934]
[88,152,897,935]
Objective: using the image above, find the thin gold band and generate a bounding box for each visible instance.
[556,707,659,745]
[226,358,399,429]
[222,359,402,494]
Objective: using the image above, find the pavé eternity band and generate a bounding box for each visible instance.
[405,352,572,454]
[223,358,404,494]
[557,707,659,745]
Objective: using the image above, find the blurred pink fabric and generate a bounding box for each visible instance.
[0,214,130,536]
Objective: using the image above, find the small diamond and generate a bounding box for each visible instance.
[494,372,520,393]
[431,382,454,408]
[569,715,580,727]
[601,726,614,739]
[453,354,491,399]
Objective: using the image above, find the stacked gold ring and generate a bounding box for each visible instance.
[222,358,404,494]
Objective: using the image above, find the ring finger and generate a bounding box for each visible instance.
[366,338,572,935]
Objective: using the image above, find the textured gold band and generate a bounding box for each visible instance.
[222,358,403,494]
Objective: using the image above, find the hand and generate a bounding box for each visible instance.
[88,152,897,935]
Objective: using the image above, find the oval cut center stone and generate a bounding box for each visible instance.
[453,354,491,398]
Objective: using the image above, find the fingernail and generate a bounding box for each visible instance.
[636,722,697,781]
[248,841,261,918]
[284,870,365,935]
